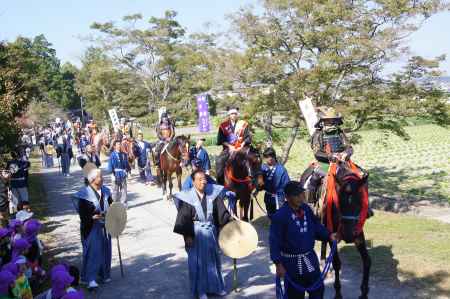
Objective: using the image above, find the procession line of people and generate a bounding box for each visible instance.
[2,104,369,299]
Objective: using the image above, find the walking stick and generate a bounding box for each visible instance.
[232,258,239,292]
[117,236,124,277]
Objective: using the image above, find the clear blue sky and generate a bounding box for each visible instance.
[1,0,449,74]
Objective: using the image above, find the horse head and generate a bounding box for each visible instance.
[334,164,369,243]
[227,146,263,188]
[174,135,190,164]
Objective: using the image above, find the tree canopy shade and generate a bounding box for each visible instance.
[227,0,450,163]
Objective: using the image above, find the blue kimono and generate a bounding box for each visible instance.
[107,151,130,183]
[261,163,290,217]
[189,146,211,172]
[135,141,152,168]
[134,140,153,181]
[270,203,330,299]
[173,185,231,297]
[74,185,113,283]
[79,136,89,154]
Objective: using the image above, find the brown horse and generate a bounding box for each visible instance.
[223,147,263,221]
[92,128,111,158]
[120,137,136,169]
[300,160,371,299]
[158,135,190,200]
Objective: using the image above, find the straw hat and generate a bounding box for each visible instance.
[317,106,342,120]
[105,202,127,238]
[219,220,258,259]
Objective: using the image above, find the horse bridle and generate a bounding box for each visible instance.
[164,138,189,162]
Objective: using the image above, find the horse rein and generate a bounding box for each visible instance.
[163,139,189,162]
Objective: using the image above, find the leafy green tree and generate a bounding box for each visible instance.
[229,0,449,163]
[84,11,221,125]
[0,40,40,162]
[89,11,186,115]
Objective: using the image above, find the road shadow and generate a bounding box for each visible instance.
[83,253,191,299]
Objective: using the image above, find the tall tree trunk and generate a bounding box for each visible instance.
[263,112,273,147]
[280,123,299,165]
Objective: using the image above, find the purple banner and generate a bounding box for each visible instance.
[196,94,210,132]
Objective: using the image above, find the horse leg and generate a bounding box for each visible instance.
[162,171,167,201]
[332,247,343,299]
[168,172,174,200]
[355,233,371,299]
[240,194,250,222]
[176,167,182,191]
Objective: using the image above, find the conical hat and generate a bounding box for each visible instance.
[219,220,258,259]
[82,162,97,179]
[105,202,127,238]
[318,107,342,120]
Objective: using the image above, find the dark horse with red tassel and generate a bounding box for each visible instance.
[222,147,263,221]
[300,159,371,299]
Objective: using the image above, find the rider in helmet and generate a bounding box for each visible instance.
[154,112,176,167]
[312,107,353,169]
[304,107,353,193]
[215,107,252,185]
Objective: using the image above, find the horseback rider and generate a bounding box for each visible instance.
[154,112,176,168]
[216,107,252,185]
[304,107,353,193]
[303,106,372,217]
[312,107,353,167]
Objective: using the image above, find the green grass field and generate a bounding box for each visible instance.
[340,211,450,297]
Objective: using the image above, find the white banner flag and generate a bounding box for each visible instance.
[158,107,167,122]
[108,109,120,129]
[298,97,318,136]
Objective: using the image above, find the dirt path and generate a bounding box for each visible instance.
[38,163,432,299]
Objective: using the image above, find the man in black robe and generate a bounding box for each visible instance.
[173,169,232,299]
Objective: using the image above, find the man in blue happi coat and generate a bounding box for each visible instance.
[174,169,232,299]
[270,181,337,299]
[73,163,112,290]
[189,137,211,175]
[107,140,131,206]
[260,147,290,218]
[134,132,155,184]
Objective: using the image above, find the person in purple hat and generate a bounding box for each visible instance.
[11,238,30,261]
[8,219,23,242]
[34,269,75,299]
[0,228,11,266]
[24,219,45,278]
[0,270,16,299]
[1,262,19,277]
[14,256,32,298]
[51,270,75,299]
